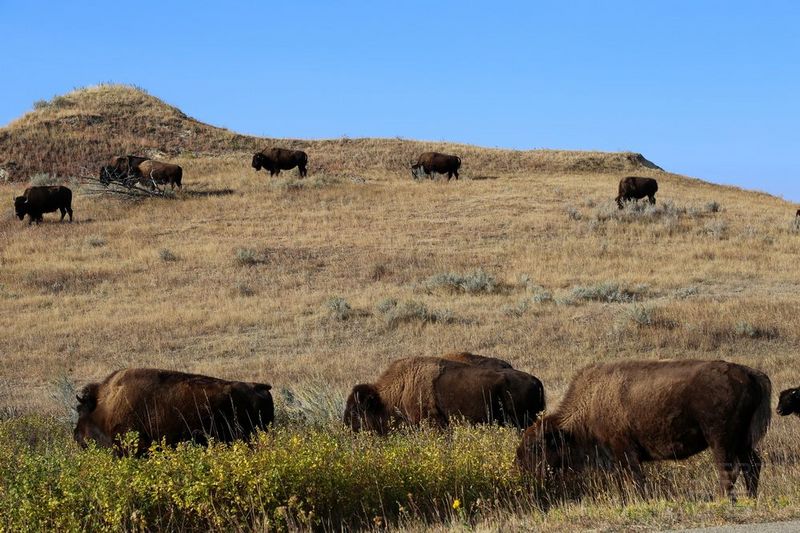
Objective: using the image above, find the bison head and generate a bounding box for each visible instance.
[252,153,265,171]
[73,384,103,449]
[515,418,583,479]
[343,384,389,434]
[777,388,800,416]
[13,195,28,220]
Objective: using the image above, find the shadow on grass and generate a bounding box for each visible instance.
[183,188,235,198]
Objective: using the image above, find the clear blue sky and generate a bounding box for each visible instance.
[2,1,798,201]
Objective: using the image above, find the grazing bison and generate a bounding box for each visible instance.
[616,176,658,209]
[343,356,544,434]
[74,368,274,456]
[14,186,73,224]
[411,152,461,181]
[516,359,771,501]
[135,160,183,190]
[100,155,149,187]
[252,148,308,177]
[777,387,800,416]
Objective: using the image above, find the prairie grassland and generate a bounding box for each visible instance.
[2,103,800,528]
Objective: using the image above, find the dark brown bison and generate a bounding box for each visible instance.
[777,387,800,416]
[411,152,461,181]
[343,356,544,434]
[135,160,183,190]
[100,155,149,187]
[74,368,274,456]
[252,148,308,177]
[516,359,771,501]
[616,176,658,209]
[796,209,799,217]
[14,186,73,224]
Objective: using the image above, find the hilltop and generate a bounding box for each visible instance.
[0,84,661,181]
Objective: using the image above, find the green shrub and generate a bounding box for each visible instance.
[29,173,59,187]
[86,236,106,248]
[423,269,498,294]
[234,248,263,266]
[158,248,177,262]
[327,296,353,320]
[565,206,582,221]
[0,416,523,531]
[733,321,777,339]
[567,282,646,304]
[625,304,654,326]
[376,299,454,327]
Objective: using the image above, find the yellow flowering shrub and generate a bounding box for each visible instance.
[0,416,526,531]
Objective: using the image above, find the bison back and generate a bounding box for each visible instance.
[556,359,770,460]
[23,186,72,212]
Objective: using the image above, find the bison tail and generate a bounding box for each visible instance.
[748,370,772,448]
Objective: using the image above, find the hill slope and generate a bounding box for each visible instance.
[2,84,800,530]
[0,84,660,181]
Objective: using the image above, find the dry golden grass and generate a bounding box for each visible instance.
[2,85,800,530]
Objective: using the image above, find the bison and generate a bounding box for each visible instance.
[516,359,771,501]
[252,148,308,177]
[100,155,149,187]
[14,185,73,224]
[343,356,544,434]
[135,160,183,190]
[74,368,274,456]
[411,152,461,181]
[777,387,800,416]
[616,176,658,209]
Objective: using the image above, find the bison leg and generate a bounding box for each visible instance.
[648,195,656,205]
[298,165,307,178]
[67,206,73,222]
[454,170,459,180]
[740,449,762,498]
[611,450,646,498]
[616,196,624,210]
[711,445,741,501]
[59,207,67,221]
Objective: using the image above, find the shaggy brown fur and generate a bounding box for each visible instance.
[516,359,771,500]
[135,160,183,190]
[343,356,544,434]
[616,176,658,209]
[100,155,149,186]
[441,352,513,369]
[252,148,308,177]
[411,152,461,181]
[74,368,273,456]
[14,185,73,224]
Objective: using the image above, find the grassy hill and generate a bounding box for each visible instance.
[1,84,800,531]
[0,84,661,182]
